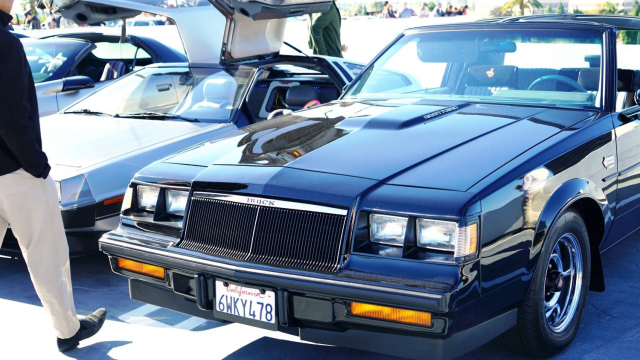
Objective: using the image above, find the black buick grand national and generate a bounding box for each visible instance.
[99,15,640,360]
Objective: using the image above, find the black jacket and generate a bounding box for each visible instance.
[0,10,50,179]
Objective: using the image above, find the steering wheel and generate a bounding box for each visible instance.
[527,75,588,93]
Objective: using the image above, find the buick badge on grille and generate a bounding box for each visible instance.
[246,198,276,206]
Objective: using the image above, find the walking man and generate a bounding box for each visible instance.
[0,0,106,352]
[308,0,347,58]
[24,9,40,29]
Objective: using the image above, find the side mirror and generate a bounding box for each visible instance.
[61,76,94,92]
[635,89,640,106]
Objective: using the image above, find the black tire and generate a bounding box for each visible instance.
[498,208,591,358]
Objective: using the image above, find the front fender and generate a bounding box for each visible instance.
[534,178,611,249]
[532,178,610,292]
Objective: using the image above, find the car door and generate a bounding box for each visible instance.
[53,0,333,66]
[25,39,95,116]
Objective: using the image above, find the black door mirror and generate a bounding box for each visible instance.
[61,76,95,92]
[635,89,640,106]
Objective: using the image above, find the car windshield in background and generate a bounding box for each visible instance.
[65,66,254,123]
[345,29,604,110]
[21,39,88,83]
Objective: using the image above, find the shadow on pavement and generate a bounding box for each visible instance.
[224,336,399,360]
[62,340,132,360]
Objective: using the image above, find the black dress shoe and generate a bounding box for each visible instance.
[57,308,107,352]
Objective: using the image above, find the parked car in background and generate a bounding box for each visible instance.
[0,0,361,256]
[100,14,640,360]
[125,17,165,27]
[23,31,186,116]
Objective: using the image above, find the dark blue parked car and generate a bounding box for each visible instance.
[99,15,640,359]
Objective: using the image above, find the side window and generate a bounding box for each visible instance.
[134,21,150,26]
[92,42,151,60]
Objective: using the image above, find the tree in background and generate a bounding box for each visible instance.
[369,1,385,12]
[501,0,543,16]
[19,0,36,13]
[544,3,552,13]
[427,1,437,11]
[621,0,640,44]
[598,1,625,14]
[572,7,583,14]
[556,2,564,14]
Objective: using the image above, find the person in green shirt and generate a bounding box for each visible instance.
[308,0,347,58]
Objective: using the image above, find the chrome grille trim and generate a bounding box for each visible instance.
[180,193,349,272]
[192,192,348,216]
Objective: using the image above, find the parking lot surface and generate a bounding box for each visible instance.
[2,233,640,360]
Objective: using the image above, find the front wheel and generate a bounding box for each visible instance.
[499,208,591,357]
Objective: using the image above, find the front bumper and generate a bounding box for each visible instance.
[1,202,121,255]
[100,232,516,360]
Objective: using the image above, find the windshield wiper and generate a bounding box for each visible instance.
[116,112,200,123]
[63,109,112,116]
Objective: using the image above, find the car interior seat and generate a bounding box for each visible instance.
[267,85,321,120]
[100,60,128,81]
[284,85,321,111]
[192,77,238,110]
[464,65,517,96]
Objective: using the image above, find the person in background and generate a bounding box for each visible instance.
[432,2,445,17]
[418,3,430,17]
[24,10,40,29]
[445,4,454,16]
[463,5,469,15]
[398,2,416,18]
[0,0,107,353]
[383,4,397,18]
[308,0,347,57]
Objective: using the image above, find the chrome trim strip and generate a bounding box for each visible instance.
[60,200,96,212]
[192,192,348,216]
[619,161,640,176]
[100,237,442,300]
[132,180,191,190]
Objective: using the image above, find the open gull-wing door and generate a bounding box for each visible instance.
[45,0,332,65]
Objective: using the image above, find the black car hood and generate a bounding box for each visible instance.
[164,100,595,191]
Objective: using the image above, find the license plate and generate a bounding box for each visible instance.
[214,280,276,327]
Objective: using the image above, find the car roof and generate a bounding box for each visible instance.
[484,14,640,30]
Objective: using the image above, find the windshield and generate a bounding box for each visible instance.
[345,29,604,110]
[21,39,88,83]
[65,66,254,123]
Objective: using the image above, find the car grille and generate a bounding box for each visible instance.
[179,193,349,272]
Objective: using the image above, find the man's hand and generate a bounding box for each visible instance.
[341,44,348,52]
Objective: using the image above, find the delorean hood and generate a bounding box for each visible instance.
[45,0,332,64]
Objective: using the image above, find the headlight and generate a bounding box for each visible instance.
[137,185,160,212]
[370,214,408,246]
[416,219,458,252]
[417,219,478,258]
[166,190,189,216]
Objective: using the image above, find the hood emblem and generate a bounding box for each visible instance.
[486,68,495,78]
[603,155,615,170]
[423,106,459,121]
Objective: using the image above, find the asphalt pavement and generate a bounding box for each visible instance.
[1,233,640,360]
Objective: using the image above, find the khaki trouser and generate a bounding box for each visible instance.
[0,169,80,339]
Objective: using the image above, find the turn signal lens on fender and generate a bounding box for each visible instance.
[116,258,165,279]
[350,302,432,327]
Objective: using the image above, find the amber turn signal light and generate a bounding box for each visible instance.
[116,258,165,279]
[350,302,432,327]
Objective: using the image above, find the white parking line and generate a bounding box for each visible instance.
[173,316,208,330]
[118,304,209,331]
